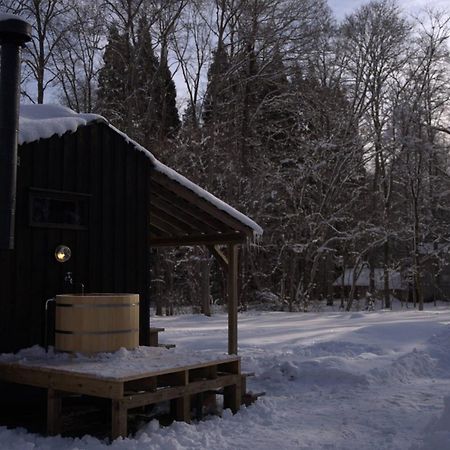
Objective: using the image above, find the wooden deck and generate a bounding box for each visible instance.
[0,347,242,439]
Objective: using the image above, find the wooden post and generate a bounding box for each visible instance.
[170,370,190,423]
[208,243,239,354]
[47,388,62,436]
[223,382,241,413]
[111,399,127,440]
[228,244,238,355]
[174,395,191,422]
[201,255,212,316]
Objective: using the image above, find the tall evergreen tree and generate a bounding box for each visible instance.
[96,26,131,131]
[202,44,231,125]
[155,57,180,143]
[133,17,160,147]
[97,19,180,149]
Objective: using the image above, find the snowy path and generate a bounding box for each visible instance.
[2,309,450,449]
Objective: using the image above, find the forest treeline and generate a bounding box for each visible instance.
[2,0,450,312]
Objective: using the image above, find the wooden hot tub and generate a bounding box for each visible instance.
[55,293,139,354]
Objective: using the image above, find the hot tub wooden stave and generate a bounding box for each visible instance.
[55,293,139,354]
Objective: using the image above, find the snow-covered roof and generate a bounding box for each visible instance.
[19,104,104,145]
[18,104,262,236]
[333,268,406,290]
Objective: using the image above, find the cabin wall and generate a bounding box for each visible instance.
[0,123,151,352]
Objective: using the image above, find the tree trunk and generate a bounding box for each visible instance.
[154,260,163,317]
[413,196,423,311]
[368,255,375,295]
[201,256,211,316]
[383,241,390,309]
[288,256,296,312]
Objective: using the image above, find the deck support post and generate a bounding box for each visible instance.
[111,399,127,440]
[223,382,241,413]
[174,395,191,422]
[209,243,240,355]
[170,370,191,422]
[227,244,239,355]
[46,388,62,436]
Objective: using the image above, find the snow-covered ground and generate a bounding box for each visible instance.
[2,308,450,449]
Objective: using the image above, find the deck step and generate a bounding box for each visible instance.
[242,372,255,378]
[158,343,176,349]
[242,391,265,406]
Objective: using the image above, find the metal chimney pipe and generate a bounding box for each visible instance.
[0,14,31,250]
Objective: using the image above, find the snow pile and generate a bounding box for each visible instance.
[416,396,450,450]
[259,356,370,389]
[17,104,262,236]
[370,348,437,383]
[2,309,450,448]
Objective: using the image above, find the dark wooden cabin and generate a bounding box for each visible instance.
[0,104,261,354]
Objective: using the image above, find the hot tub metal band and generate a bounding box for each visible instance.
[55,328,139,335]
[55,303,139,308]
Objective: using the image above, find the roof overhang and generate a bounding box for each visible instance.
[149,169,256,247]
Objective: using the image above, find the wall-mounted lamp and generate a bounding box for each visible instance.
[55,245,71,263]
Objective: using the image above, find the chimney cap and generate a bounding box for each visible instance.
[0,13,32,45]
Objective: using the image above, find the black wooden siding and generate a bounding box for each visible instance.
[0,122,151,352]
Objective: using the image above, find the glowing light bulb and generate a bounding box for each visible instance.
[55,245,71,263]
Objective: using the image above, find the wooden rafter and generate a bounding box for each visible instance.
[149,225,165,237]
[150,182,230,232]
[150,215,183,236]
[150,232,245,248]
[208,245,228,271]
[150,194,207,231]
[151,204,199,234]
[151,171,254,236]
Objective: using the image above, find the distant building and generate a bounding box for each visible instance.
[416,243,450,302]
[333,268,406,299]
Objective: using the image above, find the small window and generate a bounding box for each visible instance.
[29,188,89,230]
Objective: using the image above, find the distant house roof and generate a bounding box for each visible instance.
[333,268,406,290]
[18,104,263,245]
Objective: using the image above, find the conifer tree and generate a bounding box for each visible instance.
[96,26,131,131]
[155,58,180,143]
[133,17,160,147]
[96,19,180,149]
[202,44,231,125]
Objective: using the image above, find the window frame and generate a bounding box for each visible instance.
[28,187,90,231]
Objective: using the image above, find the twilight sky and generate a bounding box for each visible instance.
[328,0,449,20]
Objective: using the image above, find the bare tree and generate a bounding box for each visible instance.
[392,9,450,310]
[52,0,105,112]
[171,0,213,128]
[340,0,412,308]
[0,0,74,103]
